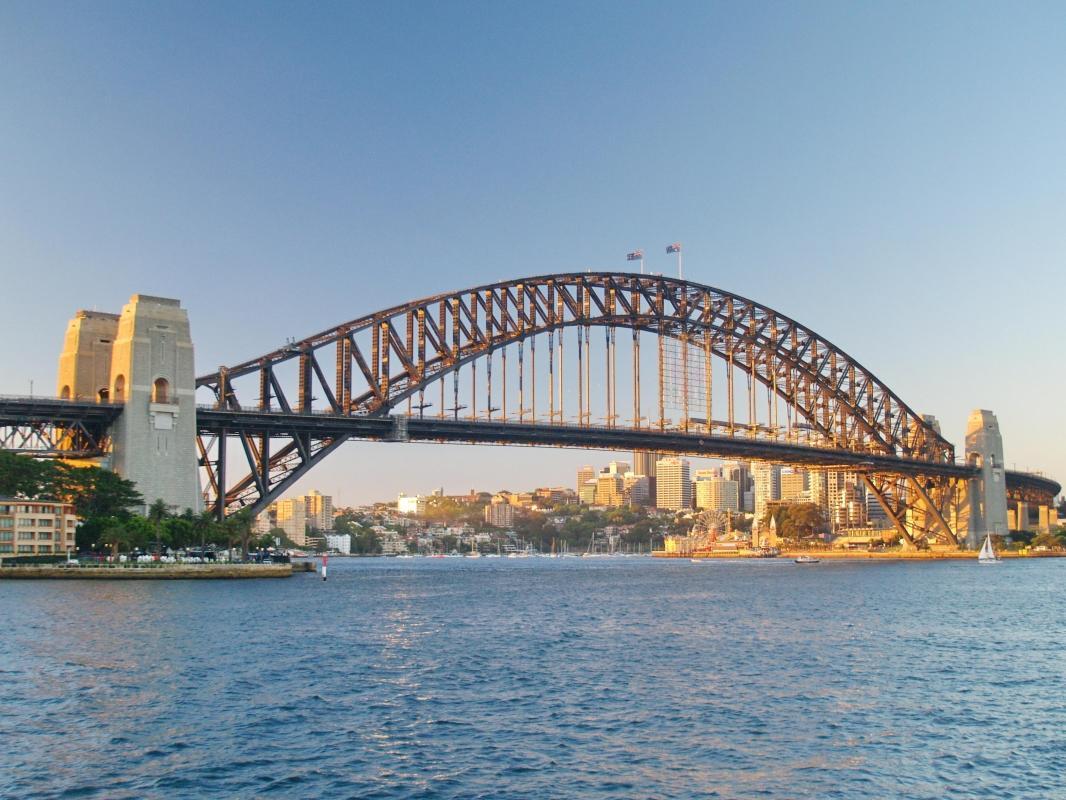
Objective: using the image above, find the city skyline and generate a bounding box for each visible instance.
[3,2,1065,504]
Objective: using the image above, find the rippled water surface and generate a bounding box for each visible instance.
[3,557,1066,799]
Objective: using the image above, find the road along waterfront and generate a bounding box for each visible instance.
[2,556,1064,798]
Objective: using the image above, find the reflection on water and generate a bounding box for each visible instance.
[2,558,1065,798]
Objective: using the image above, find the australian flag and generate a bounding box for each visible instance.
[666,243,682,254]
[626,250,644,261]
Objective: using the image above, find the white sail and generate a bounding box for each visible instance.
[978,534,997,562]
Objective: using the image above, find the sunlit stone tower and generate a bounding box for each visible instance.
[106,295,201,514]
[965,409,1008,549]
[56,311,121,402]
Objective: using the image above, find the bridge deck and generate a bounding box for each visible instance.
[195,408,979,478]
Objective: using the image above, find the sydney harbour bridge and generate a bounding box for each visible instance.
[0,272,1059,549]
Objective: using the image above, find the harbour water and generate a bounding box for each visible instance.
[3,557,1064,799]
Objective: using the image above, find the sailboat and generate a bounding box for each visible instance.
[978,533,1000,564]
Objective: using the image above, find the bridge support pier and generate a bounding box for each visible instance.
[964,409,1008,550]
[100,295,201,515]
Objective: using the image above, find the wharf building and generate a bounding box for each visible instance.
[0,499,78,556]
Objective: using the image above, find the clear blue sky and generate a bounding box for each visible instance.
[2,1,1064,504]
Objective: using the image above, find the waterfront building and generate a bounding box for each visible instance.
[379,530,408,555]
[274,498,307,546]
[576,466,596,494]
[695,477,740,512]
[324,533,351,554]
[397,493,428,516]
[656,457,692,511]
[0,498,78,556]
[578,480,598,505]
[484,495,515,527]
[752,462,781,526]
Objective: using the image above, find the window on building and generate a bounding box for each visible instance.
[0,518,12,528]
[38,545,52,553]
[18,531,35,540]
[113,375,125,403]
[61,385,71,399]
[152,377,170,404]
[38,531,52,540]
[38,518,52,527]
[0,532,12,541]
[0,544,12,553]
[17,518,34,527]
[17,545,33,553]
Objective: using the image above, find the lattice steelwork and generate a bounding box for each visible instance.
[195,272,969,529]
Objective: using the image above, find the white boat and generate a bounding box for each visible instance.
[794,555,820,564]
[978,533,1000,564]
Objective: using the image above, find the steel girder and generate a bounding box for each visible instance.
[195,272,958,517]
[0,397,119,458]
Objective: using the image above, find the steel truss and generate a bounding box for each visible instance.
[196,272,967,523]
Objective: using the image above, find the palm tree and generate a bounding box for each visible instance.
[147,499,170,554]
[224,509,255,562]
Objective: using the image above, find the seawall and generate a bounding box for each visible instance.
[0,563,296,579]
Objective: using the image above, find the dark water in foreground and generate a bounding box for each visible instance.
[2,557,1065,799]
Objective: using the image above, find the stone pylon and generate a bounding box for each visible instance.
[105,295,201,514]
[56,311,121,402]
[965,409,1008,550]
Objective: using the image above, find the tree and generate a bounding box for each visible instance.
[70,468,143,520]
[224,508,255,561]
[762,502,828,541]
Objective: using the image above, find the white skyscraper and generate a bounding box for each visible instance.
[655,457,692,511]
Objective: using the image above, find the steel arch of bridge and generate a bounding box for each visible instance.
[196,272,958,531]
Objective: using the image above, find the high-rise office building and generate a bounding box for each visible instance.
[808,471,828,509]
[302,490,333,531]
[752,462,781,525]
[656,458,692,511]
[274,498,307,546]
[577,465,596,494]
[779,470,808,503]
[695,477,740,512]
[721,461,751,511]
[632,451,659,478]
[595,473,625,506]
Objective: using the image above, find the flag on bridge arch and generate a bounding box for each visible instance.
[626,250,644,261]
[666,243,682,254]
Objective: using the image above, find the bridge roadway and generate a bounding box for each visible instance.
[196,407,979,479]
[0,398,1059,499]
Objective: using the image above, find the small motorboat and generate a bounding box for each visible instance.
[794,555,820,564]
